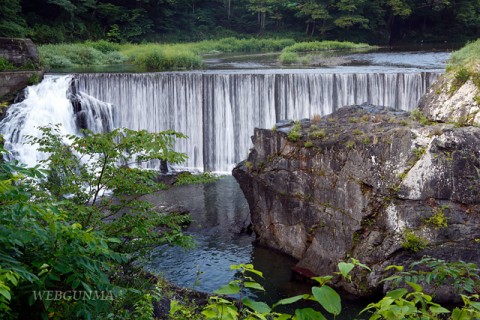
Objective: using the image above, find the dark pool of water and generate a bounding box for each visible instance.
[142,176,370,319]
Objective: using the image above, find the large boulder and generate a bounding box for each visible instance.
[233,104,480,299]
[419,72,480,125]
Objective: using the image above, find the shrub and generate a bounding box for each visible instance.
[282,40,373,53]
[287,122,303,141]
[310,129,326,139]
[402,228,428,252]
[279,51,299,64]
[0,57,14,71]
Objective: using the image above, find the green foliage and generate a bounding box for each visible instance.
[413,147,427,159]
[287,122,303,142]
[39,42,128,70]
[0,160,122,318]
[402,228,429,252]
[304,141,314,148]
[0,57,14,71]
[282,40,373,53]
[309,129,326,139]
[410,109,431,125]
[425,207,449,230]
[449,39,480,72]
[174,172,221,186]
[386,256,480,296]
[279,51,299,64]
[0,125,195,318]
[361,283,450,319]
[28,125,192,253]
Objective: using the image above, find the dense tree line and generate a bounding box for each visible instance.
[0,0,479,45]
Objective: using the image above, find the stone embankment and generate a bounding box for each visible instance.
[0,37,43,100]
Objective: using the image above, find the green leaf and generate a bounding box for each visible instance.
[385,265,404,272]
[273,294,306,308]
[429,305,450,314]
[295,308,327,320]
[242,297,271,314]
[214,283,240,295]
[386,288,408,300]
[406,281,422,292]
[107,237,122,243]
[312,276,332,286]
[244,281,265,291]
[0,288,11,301]
[312,285,341,315]
[338,262,355,278]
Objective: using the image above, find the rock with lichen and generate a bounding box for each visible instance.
[233,104,480,300]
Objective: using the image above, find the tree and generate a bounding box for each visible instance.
[0,0,27,37]
[0,126,194,318]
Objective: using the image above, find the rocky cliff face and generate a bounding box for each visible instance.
[233,104,480,299]
[419,73,480,125]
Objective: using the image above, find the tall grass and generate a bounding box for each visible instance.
[39,42,127,69]
[38,38,375,71]
[448,39,480,71]
[117,38,295,70]
[282,40,374,53]
[279,52,299,64]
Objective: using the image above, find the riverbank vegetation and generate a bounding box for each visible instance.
[1,0,479,45]
[38,38,374,71]
[0,127,195,319]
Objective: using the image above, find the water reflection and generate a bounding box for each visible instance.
[143,176,303,298]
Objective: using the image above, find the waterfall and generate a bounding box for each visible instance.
[1,71,439,172]
[0,75,113,167]
[76,71,439,172]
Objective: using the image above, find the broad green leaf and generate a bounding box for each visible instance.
[406,281,422,292]
[384,265,404,272]
[312,285,341,315]
[312,276,332,286]
[273,294,306,308]
[242,297,271,314]
[214,283,240,295]
[429,305,450,314]
[295,308,327,320]
[0,288,11,300]
[386,288,408,300]
[244,281,265,291]
[338,262,355,278]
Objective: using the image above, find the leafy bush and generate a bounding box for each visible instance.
[0,57,14,71]
[0,127,194,318]
[279,51,299,64]
[174,172,221,186]
[402,228,429,252]
[39,42,127,70]
[282,40,374,53]
[287,122,303,141]
[0,160,123,318]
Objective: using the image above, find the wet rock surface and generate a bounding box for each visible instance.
[233,104,480,299]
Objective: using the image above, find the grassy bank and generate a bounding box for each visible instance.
[39,38,374,71]
[447,38,480,72]
[279,40,375,65]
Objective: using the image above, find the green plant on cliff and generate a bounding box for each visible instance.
[287,121,302,142]
[402,228,429,252]
[425,206,449,230]
[411,108,431,125]
[0,57,15,71]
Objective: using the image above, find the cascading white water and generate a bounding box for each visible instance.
[0,75,113,167]
[76,71,439,172]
